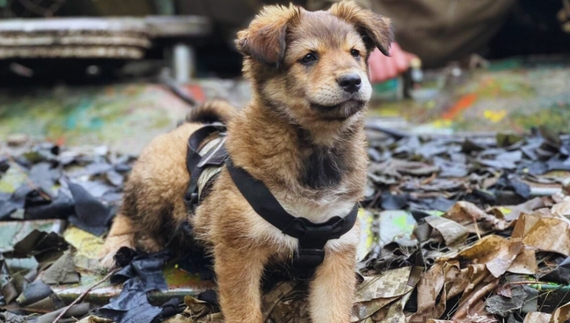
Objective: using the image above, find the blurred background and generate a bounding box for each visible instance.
[0,0,569,154]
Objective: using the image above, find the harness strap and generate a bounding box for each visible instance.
[184,124,227,213]
[225,157,359,270]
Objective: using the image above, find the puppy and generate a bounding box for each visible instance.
[100,1,392,323]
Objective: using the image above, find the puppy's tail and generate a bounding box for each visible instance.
[186,99,236,125]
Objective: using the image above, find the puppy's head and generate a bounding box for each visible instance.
[236,0,393,126]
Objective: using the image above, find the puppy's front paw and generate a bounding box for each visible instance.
[99,234,135,269]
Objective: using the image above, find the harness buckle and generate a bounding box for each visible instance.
[282,216,346,249]
[294,248,326,269]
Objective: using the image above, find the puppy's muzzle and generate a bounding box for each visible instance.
[337,73,362,93]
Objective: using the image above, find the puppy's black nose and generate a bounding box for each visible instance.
[337,74,362,93]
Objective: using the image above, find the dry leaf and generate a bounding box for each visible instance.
[445,201,488,222]
[445,201,514,233]
[355,267,412,302]
[515,214,570,256]
[453,278,499,321]
[495,284,512,298]
[409,262,461,322]
[378,288,413,323]
[488,197,546,221]
[451,264,488,299]
[415,262,445,314]
[552,200,570,218]
[507,248,538,274]
[351,297,399,322]
[262,282,298,320]
[458,235,522,277]
[549,301,570,322]
[523,312,551,323]
[424,215,469,246]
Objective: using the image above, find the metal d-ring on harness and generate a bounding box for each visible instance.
[183,125,359,272]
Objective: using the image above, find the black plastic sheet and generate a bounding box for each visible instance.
[0,144,130,239]
[68,182,113,236]
[98,250,172,323]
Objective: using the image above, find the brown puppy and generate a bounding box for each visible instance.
[100,1,392,322]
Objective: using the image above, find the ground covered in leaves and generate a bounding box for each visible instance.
[1,124,570,323]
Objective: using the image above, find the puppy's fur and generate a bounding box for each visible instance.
[100,2,392,322]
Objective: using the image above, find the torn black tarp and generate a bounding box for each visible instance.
[0,157,9,173]
[176,242,215,281]
[110,250,170,290]
[0,143,131,242]
[68,182,113,236]
[15,279,64,309]
[98,250,173,323]
[7,230,68,264]
[98,279,164,323]
[24,189,75,220]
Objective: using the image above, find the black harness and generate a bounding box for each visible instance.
[183,125,359,272]
[184,124,228,213]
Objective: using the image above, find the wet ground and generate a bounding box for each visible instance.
[1,56,569,155]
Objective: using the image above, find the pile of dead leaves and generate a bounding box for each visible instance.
[350,125,570,323]
[351,125,570,323]
[352,195,570,323]
[363,124,570,211]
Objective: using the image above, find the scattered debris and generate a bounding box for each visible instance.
[1,124,570,322]
[97,250,173,323]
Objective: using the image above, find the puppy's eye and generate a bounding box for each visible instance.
[300,53,318,64]
[350,49,360,58]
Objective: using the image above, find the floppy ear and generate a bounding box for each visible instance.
[329,0,393,56]
[235,4,301,66]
